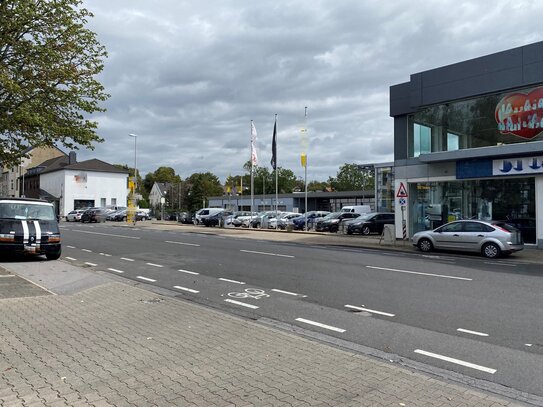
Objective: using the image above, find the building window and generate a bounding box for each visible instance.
[111,198,117,206]
[447,132,460,151]
[413,123,432,157]
[100,198,106,207]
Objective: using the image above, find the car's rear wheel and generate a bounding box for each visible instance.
[482,242,501,258]
[329,225,338,233]
[417,238,433,252]
[46,250,61,260]
[362,225,371,235]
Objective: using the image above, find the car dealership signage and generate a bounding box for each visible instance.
[495,86,543,139]
[492,156,543,176]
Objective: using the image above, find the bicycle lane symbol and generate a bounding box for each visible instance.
[228,288,270,300]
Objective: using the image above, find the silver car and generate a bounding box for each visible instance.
[412,220,523,258]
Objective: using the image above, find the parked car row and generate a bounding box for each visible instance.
[65,207,150,223]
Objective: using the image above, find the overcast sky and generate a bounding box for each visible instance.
[78,0,543,182]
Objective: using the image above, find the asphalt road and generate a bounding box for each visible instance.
[54,222,543,401]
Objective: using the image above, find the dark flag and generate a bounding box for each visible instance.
[270,119,277,170]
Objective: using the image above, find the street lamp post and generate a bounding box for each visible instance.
[128,133,138,224]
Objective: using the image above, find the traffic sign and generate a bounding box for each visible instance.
[396,182,408,198]
[399,197,407,206]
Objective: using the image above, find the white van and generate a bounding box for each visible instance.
[194,208,224,224]
[340,205,372,215]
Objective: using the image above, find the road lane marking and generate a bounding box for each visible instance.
[137,276,156,282]
[121,257,135,262]
[65,257,77,261]
[146,263,163,268]
[173,286,199,294]
[414,349,496,374]
[344,305,395,317]
[295,318,346,333]
[271,289,304,296]
[526,344,533,347]
[71,230,140,239]
[81,249,92,252]
[178,269,199,275]
[484,262,517,267]
[165,241,201,247]
[457,328,489,337]
[224,299,259,309]
[366,266,472,281]
[66,245,76,249]
[99,253,112,257]
[0,275,15,278]
[107,268,125,274]
[219,278,245,285]
[84,262,97,267]
[240,249,295,258]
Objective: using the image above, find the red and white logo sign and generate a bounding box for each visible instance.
[396,182,408,198]
[495,86,543,140]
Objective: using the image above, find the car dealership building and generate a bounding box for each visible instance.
[391,41,543,248]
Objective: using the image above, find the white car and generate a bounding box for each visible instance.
[66,209,85,222]
[269,212,303,229]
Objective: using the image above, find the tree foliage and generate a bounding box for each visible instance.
[328,163,375,192]
[0,0,109,167]
[185,172,223,212]
[143,166,182,195]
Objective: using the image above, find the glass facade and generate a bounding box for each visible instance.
[375,166,395,212]
[408,85,543,157]
[410,178,536,243]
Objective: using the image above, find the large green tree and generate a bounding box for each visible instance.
[328,163,375,192]
[185,172,223,212]
[143,166,182,195]
[0,0,108,167]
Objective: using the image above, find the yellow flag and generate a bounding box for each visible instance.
[301,153,307,168]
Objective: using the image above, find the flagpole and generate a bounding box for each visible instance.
[250,120,254,221]
[274,114,278,224]
[304,106,308,231]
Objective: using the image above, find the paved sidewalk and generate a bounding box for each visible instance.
[0,261,526,406]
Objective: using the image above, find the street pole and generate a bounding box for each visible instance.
[128,133,138,224]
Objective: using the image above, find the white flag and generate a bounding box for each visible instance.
[251,121,258,166]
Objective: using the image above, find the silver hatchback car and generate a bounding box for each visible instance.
[412,220,524,258]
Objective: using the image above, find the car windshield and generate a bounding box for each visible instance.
[323,212,340,220]
[0,202,56,221]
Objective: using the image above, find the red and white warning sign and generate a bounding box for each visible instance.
[396,182,408,198]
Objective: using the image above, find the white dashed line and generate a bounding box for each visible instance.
[457,328,489,337]
[137,276,156,282]
[178,269,199,275]
[295,318,346,333]
[526,344,533,347]
[224,299,259,309]
[271,289,304,297]
[219,278,245,285]
[66,245,76,249]
[484,262,517,267]
[71,230,140,239]
[173,286,199,294]
[146,263,163,268]
[99,253,112,257]
[84,262,97,266]
[240,249,294,258]
[107,268,124,273]
[366,266,472,281]
[65,257,77,261]
[120,257,135,262]
[81,249,92,252]
[414,349,496,374]
[165,241,201,247]
[344,305,395,317]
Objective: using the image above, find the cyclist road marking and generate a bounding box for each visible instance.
[457,328,489,337]
[219,278,245,285]
[137,276,156,282]
[84,262,97,267]
[165,241,201,247]
[224,299,259,309]
[108,268,125,274]
[178,269,199,275]
[146,263,163,268]
[71,230,140,239]
[240,249,294,258]
[65,257,77,261]
[414,349,496,374]
[344,304,395,317]
[295,318,346,333]
[173,286,199,294]
[366,266,472,281]
[121,257,135,262]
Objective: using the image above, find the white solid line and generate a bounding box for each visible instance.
[0,275,15,278]
[137,276,156,282]
[65,257,77,261]
[414,349,496,374]
[224,299,259,309]
[219,278,245,285]
[457,328,489,337]
[146,263,163,268]
[240,249,295,258]
[121,257,135,262]
[178,269,200,275]
[295,318,346,333]
[366,266,472,281]
[107,268,125,274]
[271,289,302,296]
[344,305,395,317]
[84,262,97,266]
[81,249,92,252]
[165,240,200,247]
[173,285,199,294]
[66,245,76,249]
[72,229,140,239]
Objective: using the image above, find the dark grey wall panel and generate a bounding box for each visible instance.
[389,83,412,116]
[394,116,408,161]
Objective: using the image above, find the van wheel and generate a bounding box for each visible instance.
[417,238,433,252]
[46,251,61,260]
[482,242,501,258]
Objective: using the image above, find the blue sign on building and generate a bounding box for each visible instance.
[456,159,493,179]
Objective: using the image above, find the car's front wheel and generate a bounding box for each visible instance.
[362,225,371,235]
[417,238,433,252]
[482,242,501,258]
[46,250,61,260]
